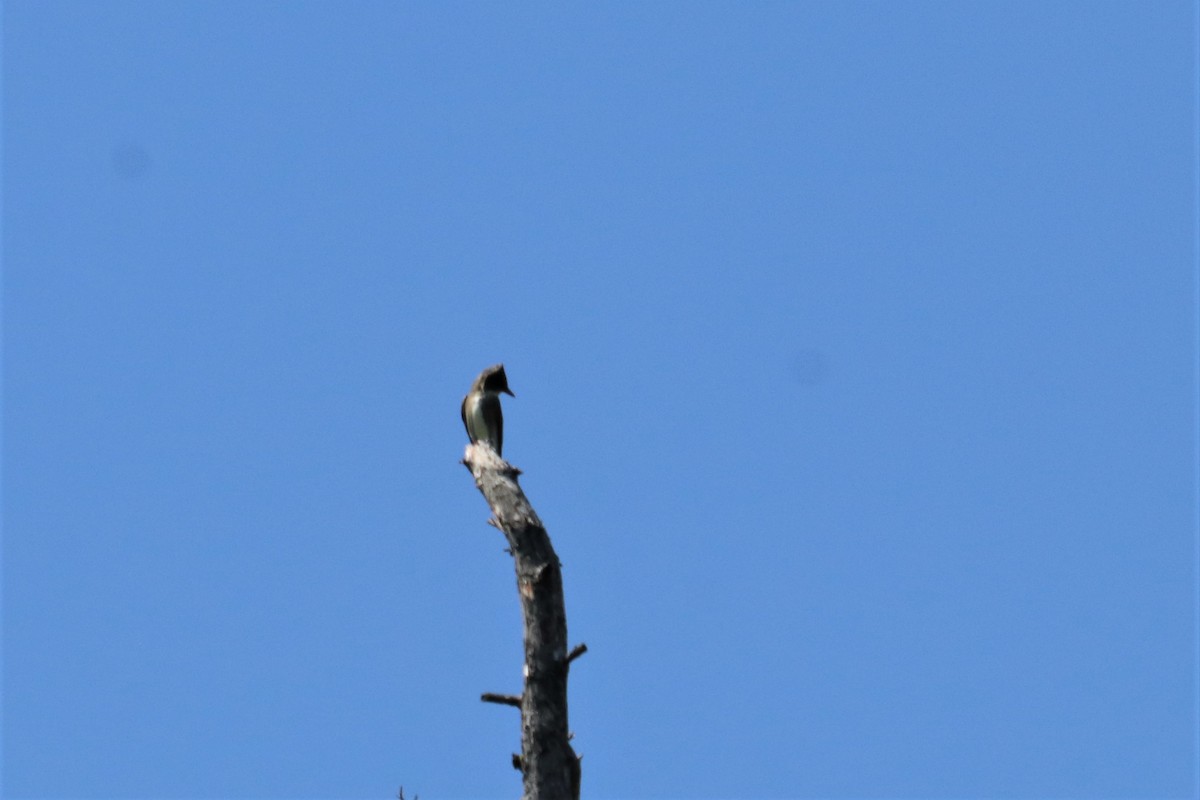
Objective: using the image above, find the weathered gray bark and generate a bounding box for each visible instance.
[464,442,582,800]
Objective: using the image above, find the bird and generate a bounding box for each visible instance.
[461,364,515,455]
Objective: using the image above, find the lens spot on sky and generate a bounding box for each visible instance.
[792,349,829,386]
[112,143,151,179]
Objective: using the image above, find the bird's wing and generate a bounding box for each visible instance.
[460,394,470,437]
[481,393,503,455]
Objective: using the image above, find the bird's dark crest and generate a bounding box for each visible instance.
[482,364,514,396]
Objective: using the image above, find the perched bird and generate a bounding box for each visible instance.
[461,364,515,455]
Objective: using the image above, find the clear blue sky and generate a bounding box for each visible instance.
[3,2,1197,798]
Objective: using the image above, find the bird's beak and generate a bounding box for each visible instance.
[503,388,515,397]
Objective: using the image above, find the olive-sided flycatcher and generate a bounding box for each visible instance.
[461,364,514,455]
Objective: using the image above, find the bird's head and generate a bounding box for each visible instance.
[480,364,515,397]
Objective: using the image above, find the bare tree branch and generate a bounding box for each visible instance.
[464,442,582,800]
[481,692,522,708]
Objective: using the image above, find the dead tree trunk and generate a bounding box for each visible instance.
[464,442,583,800]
